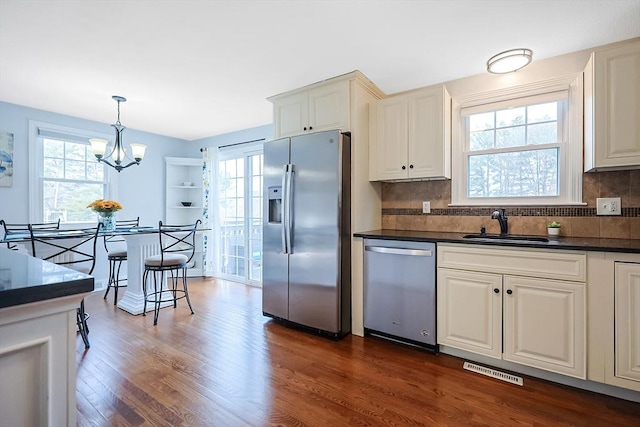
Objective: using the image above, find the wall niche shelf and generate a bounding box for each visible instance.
[165,156,204,277]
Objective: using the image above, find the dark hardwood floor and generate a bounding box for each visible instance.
[77,278,640,426]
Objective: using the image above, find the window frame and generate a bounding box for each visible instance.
[451,75,584,206]
[29,121,117,224]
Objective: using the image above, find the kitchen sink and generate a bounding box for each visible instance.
[463,234,549,243]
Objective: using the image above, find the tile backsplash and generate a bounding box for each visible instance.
[381,170,640,239]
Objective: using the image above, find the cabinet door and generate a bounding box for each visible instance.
[585,40,640,170]
[369,96,409,181]
[503,275,586,378]
[408,87,451,179]
[437,268,502,358]
[615,262,640,382]
[274,92,308,138]
[308,81,350,133]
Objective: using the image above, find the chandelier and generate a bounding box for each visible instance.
[89,95,147,172]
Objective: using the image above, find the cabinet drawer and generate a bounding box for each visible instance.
[438,244,586,282]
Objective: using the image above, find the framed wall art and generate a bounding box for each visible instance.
[0,132,14,187]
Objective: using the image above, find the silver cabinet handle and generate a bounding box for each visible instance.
[364,246,432,257]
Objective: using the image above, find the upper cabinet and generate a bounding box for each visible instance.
[369,85,451,181]
[584,39,640,171]
[270,80,350,138]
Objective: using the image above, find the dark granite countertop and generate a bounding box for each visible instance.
[0,247,94,309]
[354,230,640,254]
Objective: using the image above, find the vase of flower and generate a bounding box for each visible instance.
[98,212,116,231]
[87,199,123,232]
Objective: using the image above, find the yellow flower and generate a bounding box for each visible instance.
[87,199,123,213]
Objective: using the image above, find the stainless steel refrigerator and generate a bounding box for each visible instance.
[262,130,351,338]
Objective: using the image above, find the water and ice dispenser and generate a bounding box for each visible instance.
[268,186,282,223]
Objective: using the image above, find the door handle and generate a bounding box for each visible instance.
[285,164,294,254]
[364,246,432,257]
[281,165,289,254]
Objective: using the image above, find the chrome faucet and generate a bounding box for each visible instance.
[491,209,508,235]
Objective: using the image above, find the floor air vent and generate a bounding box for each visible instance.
[463,362,523,386]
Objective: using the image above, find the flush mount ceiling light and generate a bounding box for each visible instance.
[89,96,147,172]
[487,48,533,74]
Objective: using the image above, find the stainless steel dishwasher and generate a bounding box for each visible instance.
[364,238,436,349]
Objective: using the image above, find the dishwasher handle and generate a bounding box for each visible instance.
[365,246,433,257]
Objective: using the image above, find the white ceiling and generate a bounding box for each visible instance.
[1,0,639,141]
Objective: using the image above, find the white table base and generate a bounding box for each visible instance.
[117,233,174,315]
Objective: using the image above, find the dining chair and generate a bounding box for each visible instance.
[29,223,101,349]
[102,217,140,305]
[1,219,60,251]
[142,219,201,325]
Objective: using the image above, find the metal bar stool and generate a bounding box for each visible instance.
[103,217,139,305]
[143,219,200,325]
[28,223,100,349]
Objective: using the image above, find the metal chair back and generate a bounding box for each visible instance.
[156,219,201,267]
[103,217,140,253]
[29,224,101,274]
[1,219,60,251]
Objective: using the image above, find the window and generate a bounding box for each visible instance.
[451,76,583,206]
[29,121,114,223]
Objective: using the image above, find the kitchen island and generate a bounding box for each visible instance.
[0,247,94,427]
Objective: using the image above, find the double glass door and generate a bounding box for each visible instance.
[217,148,263,285]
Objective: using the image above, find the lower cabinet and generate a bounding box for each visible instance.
[437,269,502,358]
[614,262,640,383]
[502,275,585,378]
[586,253,640,392]
[437,244,587,379]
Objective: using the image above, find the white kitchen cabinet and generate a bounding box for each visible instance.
[587,253,640,392]
[614,262,640,383]
[369,85,451,181]
[271,79,350,138]
[584,38,640,171]
[165,157,203,276]
[437,244,587,379]
[503,275,585,378]
[437,269,502,358]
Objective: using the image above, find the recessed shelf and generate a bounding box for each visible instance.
[166,156,204,277]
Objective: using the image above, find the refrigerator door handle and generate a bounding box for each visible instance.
[285,164,294,254]
[281,164,289,254]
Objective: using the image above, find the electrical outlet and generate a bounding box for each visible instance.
[596,197,621,215]
[422,201,431,214]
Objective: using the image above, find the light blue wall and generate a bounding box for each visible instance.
[0,101,274,226]
[0,101,190,225]
[189,123,273,152]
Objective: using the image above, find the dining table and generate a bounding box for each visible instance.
[0,226,201,315]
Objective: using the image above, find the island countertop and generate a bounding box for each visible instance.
[353,230,640,254]
[0,247,94,308]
